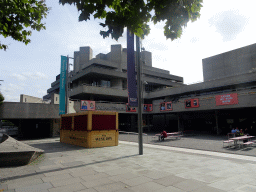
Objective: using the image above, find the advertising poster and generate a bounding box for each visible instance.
[81,100,95,111]
[185,98,199,108]
[215,93,238,106]
[160,102,172,111]
[126,103,136,112]
[59,56,67,115]
[127,29,138,107]
[143,104,153,112]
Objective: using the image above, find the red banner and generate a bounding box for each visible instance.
[215,93,238,106]
[185,98,199,108]
[126,103,136,112]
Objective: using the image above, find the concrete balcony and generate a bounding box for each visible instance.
[70,84,128,98]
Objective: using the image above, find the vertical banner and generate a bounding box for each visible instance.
[59,56,67,115]
[127,29,138,107]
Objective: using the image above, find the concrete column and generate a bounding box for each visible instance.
[141,51,152,67]
[111,44,122,71]
[79,46,93,70]
[74,51,80,73]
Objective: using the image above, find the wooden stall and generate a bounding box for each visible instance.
[60,111,118,148]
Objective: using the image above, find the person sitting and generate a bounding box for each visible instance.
[161,130,167,141]
[235,127,240,136]
[231,128,236,134]
[239,129,244,136]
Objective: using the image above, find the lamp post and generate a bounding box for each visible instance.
[136,35,143,155]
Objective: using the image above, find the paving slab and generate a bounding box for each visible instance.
[2,137,256,192]
[48,182,85,192]
[93,181,127,192]
[15,182,52,192]
[129,181,166,192]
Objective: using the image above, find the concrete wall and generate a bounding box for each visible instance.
[203,43,256,81]
[149,89,256,114]
[20,94,45,103]
[110,79,123,89]
[141,51,152,67]
[79,46,93,69]
[0,102,60,119]
[147,71,256,99]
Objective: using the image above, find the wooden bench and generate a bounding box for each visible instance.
[223,140,234,148]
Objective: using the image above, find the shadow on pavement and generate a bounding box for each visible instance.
[0,153,139,183]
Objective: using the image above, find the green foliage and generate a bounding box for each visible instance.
[0,0,50,51]
[59,0,202,40]
[0,92,4,105]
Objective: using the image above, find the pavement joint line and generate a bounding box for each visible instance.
[119,141,256,162]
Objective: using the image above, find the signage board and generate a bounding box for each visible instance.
[215,93,238,106]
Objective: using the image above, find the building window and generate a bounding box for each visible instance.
[56,97,58,101]
[25,98,26,102]
[101,80,111,87]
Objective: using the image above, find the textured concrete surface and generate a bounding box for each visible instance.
[1,137,256,192]
[0,135,44,167]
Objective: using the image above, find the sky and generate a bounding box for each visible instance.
[1,0,256,102]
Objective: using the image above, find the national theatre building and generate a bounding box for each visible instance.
[43,43,256,135]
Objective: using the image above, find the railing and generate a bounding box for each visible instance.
[81,83,127,90]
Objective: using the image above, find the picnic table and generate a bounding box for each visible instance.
[229,135,255,148]
[153,132,183,141]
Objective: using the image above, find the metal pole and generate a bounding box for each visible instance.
[136,35,143,155]
[65,55,69,114]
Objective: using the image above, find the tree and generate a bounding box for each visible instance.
[0,92,4,105]
[0,0,49,51]
[59,0,202,40]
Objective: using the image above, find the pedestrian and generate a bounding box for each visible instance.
[161,130,167,141]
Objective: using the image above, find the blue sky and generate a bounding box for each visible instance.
[1,0,256,102]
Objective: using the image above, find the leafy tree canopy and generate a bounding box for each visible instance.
[0,0,49,51]
[59,0,202,40]
[0,92,4,105]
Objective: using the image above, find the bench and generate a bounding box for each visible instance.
[223,140,234,148]
[167,135,183,140]
[243,141,254,147]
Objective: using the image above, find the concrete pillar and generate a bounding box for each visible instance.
[74,51,80,73]
[141,51,152,67]
[111,44,122,71]
[79,46,93,70]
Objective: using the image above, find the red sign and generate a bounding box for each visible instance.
[185,99,199,108]
[160,102,172,111]
[81,100,95,111]
[126,103,136,112]
[215,93,238,106]
[143,104,153,112]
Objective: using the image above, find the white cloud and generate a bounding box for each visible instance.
[10,72,49,81]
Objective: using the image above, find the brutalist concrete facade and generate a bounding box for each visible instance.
[38,43,256,135]
[203,43,256,81]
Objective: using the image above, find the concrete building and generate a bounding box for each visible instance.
[3,43,255,138]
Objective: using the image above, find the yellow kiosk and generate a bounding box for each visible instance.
[60,111,118,148]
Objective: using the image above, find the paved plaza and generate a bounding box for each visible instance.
[1,136,256,192]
